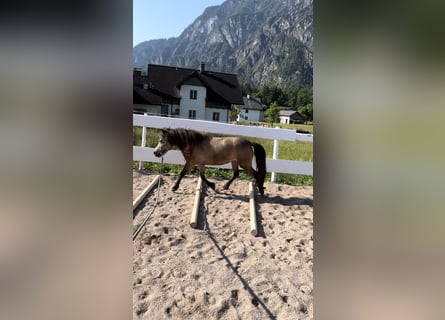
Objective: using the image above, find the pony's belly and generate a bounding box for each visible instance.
[211,159,232,166]
[197,158,231,166]
[195,154,234,166]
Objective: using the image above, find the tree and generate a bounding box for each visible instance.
[288,86,312,107]
[288,86,300,107]
[240,82,255,96]
[255,85,288,107]
[297,103,313,124]
[296,87,312,107]
[229,105,240,122]
[265,102,282,126]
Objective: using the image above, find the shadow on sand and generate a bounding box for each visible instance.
[201,198,277,320]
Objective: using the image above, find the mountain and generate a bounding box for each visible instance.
[133,0,312,89]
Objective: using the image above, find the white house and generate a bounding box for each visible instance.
[279,109,305,124]
[236,95,264,122]
[133,63,244,123]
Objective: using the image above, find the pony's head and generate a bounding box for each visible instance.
[153,128,172,157]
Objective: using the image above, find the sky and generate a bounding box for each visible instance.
[133,0,226,47]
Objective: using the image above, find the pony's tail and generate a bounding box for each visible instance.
[251,142,267,195]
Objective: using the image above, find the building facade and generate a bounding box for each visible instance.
[279,109,305,124]
[236,95,264,122]
[133,63,243,123]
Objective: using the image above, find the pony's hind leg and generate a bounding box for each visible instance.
[223,161,239,190]
[240,164,265,195]
[240,164,257,181]
[198,165,216,191]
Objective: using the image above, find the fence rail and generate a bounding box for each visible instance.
[133,114,313,178]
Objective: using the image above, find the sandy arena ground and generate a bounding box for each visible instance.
[133,170,313,319]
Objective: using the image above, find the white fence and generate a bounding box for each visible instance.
[133,114,313,180]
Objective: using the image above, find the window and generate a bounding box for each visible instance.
[245,109,249,113]
[212,112,220,121]
[245,116,248,120]
[189,89,197,100]
[188,110,196,119]
[174,108,179,115]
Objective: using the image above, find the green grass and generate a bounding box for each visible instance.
[238,121,314,134]
[133,125,313,186]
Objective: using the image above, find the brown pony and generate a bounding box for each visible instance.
[153,128,266,195]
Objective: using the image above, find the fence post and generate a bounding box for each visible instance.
[138,113,148,170]
[271,130,279,182]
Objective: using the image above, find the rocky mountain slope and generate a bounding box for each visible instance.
[133,0,312,89]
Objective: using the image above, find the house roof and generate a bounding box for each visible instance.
[133,87,163,105]
[133,69,171,105]
[237,96,263,111]
[279,110,304,120]
[280,110,297,117]
[143,64,244,105]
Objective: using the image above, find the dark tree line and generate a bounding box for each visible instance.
[240,83,313,123]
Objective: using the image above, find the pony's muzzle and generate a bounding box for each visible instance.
[153,148,165,157]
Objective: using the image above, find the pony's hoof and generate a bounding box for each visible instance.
[171,186,178,192]
[259,187,265,196]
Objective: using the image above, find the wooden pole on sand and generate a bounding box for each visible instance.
[190,177,203,228]
[133,175,161,211]
[249,182,258,236]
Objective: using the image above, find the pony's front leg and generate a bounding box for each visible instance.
[172,162,193,191]
[198,165,216,191]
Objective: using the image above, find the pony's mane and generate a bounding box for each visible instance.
[165,128,209,150]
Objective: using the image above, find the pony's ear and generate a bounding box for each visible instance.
[160,128,168,135]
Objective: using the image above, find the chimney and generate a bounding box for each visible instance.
[199,62,205,73]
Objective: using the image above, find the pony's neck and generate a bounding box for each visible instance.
[169,130,186,151]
